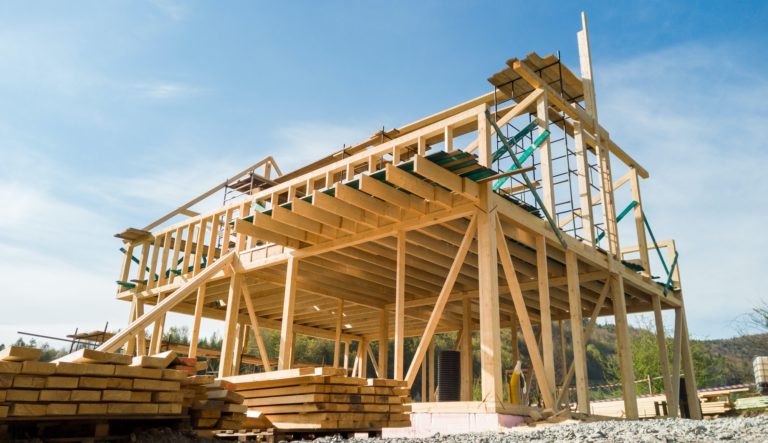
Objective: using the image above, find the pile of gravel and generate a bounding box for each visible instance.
[309,415,768,443]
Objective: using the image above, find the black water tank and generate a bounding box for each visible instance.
[438,350,461,401]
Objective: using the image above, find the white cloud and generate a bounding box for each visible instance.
[595,43,768,338]
[135,82,201,100]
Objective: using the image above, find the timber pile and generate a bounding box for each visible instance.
[0,346,186,419]
[226,367,412,430]
[190,378,248,431]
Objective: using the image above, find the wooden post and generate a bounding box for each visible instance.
[652,295,673,416]
[612,275,638,418]
[558,319,567,402]
[510,313,519,365]
[394,231,406,380]
[496,213,554,409]
[343,340,350,371]
[242,284,272,371]
[460,296,473,401]
[278,257,298,370]
[680,297,702,419]
[378,309,389,378]
[421,354,427,402]
[537,92,555,215]
[360,337,368,379]
[125,297,137,356]
[219,271,243,378]
[428,340,435,402]
[573,121,595,245]
[188,285,206,358]
[536,236,556,399]
[333,299,344,368]
[566,251,589,413]
[630,168,651,276]
[135,298,145,356]
[232,323,247,376]
[476,108,503,406]
[149,293,166,354]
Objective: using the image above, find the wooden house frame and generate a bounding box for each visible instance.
[98,16,701,420]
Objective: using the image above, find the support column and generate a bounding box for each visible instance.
[149,293,166,354]
[333,299,344,368]
[652,296,673,416]
[630,168,651,276]
[428,340,435,401]
[232,323,247,376]
[135,298,145,356]
[219,271,242,378]
[394,231,406,380]
[378,309,389,378]
[680,297,702,419]
[278,257,298,370]
[188,286,206,358]
[612,275,638,418]
[536,236,556,399]
[573,121,595,245]
[359,337,368,379]
[125,297,137,356]
[566,251,589,413]
[344,340,350,371]
[537,92,555,215]
[477,108,503,406]
[460,296,473,401]
[510,313,519,365]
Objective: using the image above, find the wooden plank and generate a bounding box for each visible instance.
[573,121,594,245]
[54,349,131,366]
[0,346,42,362]
[333,299,343,368]
[20,361,56,375]
[412,156,479,202]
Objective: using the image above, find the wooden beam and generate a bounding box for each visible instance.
[428,340,436,401]
[630,168,651,277]
[412,156,479,202]
[612,275,638,418]
[219,270,243,378]
[278,256,299,370]
[188,285,206,358]
[495,213,555,409]
[536,236,555,400]
[652,295,672,416]
[394,230,406,380]
[573,121,595,246]
[537,92,555,215]
[404,213,477,388]
[460,296,473,401]
[98,251,236,353]
[241,284,272,371]
[378,309,389,378]
[333,299,343,368]
[566,250,589,413]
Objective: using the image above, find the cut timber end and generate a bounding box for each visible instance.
[0,346,43,362]
[53,349,132,366]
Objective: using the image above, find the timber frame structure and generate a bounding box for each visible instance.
[100,15,701,420]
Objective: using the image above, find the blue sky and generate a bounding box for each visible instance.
[0,1,766,347]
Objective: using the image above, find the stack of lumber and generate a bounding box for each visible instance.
[226,367,412,430]
[0,346,186,419]
[190,378,248,430]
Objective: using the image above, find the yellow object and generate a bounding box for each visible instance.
[509,360,523,405]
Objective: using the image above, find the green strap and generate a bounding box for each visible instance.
[492,130,550,192]
[115,280,136,289]
[663,251,679,295]
[595,200,638,243]
[491,120,539,163]
[643,214,670,276]
[485,110,567,249]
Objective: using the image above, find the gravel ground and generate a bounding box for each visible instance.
[309,416,768,443]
